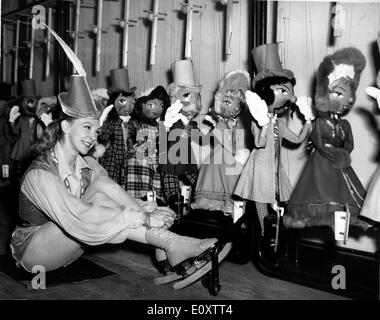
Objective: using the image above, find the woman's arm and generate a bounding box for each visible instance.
[22,169,145,246]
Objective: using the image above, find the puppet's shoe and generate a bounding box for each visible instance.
[283,216,306,229]
[146,228,217,267]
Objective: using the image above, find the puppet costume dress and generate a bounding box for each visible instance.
[360,166,380,223]
[10,142,137,271]
[286,116,366,227]
[234,117,311,203]
[158,120,199,200]
[10,116,43,168]
[193,118,246,213]
[125,121,165,203]
[99,115,136,187]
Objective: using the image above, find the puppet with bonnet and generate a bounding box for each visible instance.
[192,69,251,215]
[98,68,137,187]
[233,43,314,235]
[284,47,368,229]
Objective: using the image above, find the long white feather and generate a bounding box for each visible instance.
[44,23,86,77]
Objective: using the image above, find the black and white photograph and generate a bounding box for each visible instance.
[0,0,379,307]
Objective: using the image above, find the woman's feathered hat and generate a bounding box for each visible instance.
[45,24,101,119]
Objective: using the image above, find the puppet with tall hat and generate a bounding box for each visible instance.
[158,59,203,213]
[8,78,44,177]
[233,43,314,235]
[284,47,368,230]
[192,69,251,215]
[97,68,137,187]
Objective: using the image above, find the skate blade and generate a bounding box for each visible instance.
[154,272,183,285]
[172,242,233,290]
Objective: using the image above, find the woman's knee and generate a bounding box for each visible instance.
[22,222,84,272]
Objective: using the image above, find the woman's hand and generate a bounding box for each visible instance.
[148,207,177,229]
[140,201,158,213]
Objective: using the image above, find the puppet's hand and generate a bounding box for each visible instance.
[245,90,269,126]
[9,106,20,124]
[99,104,114,127]
[164,99,184,130]
[40,113,53,127]
[204,115,216,127]
[331,149,351,169]
[365,87,380,110]
[297,96,315,122]
[235,148,250,166]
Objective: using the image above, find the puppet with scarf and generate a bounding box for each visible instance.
[284,47,368,230]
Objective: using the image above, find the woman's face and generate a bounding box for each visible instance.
[64,118,100,155]
[142,98,164,119]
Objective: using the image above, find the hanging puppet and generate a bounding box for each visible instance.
[360,70,380,224]
[35,95,59,128]
[8,79,44,177]
[0,82,15,185]
[233,43,314,235]
[192,69,251,215]
[125,85,170,204]
[158,59,203,212]
[284,47,368,229]
[98,68,137,188]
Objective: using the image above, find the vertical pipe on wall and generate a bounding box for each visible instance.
[122,0,130,68]
[185,0,194,59]
[45,7,52,79]
[149,0,159,66]
[73,0,80,55]
[28,22,35,79]
[1,24,5,82]
[95,0,103,73]
[14,19,20,85]
[225,0,233,60]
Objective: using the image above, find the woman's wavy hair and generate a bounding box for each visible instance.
[32,111,76,156]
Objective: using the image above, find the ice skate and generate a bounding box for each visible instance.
[153,241,233,290]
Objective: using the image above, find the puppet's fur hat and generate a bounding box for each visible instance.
[315,47,366,112]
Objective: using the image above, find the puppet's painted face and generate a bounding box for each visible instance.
[21,96,37,116]
[171,85,202,119]
[142,98,164,120]
[268,82,296,115]
[214,89,243,119]
[114,93,135,116]
[328,78,353,114]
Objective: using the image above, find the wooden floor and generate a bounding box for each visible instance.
[0,241,348,300]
